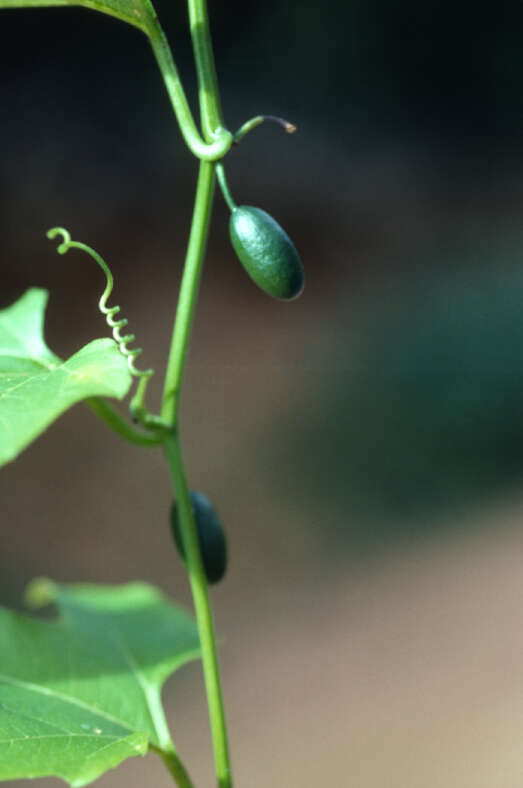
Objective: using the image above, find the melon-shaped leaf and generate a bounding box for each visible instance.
[0,0,158,36]
[0,580,200,785]
[0,288,132,467]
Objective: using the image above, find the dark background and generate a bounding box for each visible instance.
[3,2,523,786]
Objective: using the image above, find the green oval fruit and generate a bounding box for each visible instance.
[170,491,227,585]
[229,206,304,300]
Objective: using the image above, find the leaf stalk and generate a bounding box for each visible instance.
[151,745,195,788]
[85,397,162,447]
[148,18,232,160]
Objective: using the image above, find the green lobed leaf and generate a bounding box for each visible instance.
[0,580,200,785]
[0,0,158,35]
[0,288,132,467]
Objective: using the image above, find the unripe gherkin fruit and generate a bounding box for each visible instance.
[229,206,304,300]
[170,491,227,585]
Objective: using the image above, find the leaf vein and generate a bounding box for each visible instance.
[0,674,134,734]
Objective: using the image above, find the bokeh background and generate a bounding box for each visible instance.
[3,1,523,785]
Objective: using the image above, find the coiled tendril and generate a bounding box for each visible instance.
[47,227,154,381]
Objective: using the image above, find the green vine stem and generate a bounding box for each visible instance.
[150,0,233,782]
[164,431,231,788]
[160,160,215,425]
[161,161,232,788]
[159,158,232,786]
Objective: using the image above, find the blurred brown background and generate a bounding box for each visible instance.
[3,1,523,786]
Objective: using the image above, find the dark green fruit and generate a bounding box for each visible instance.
[229,205,304,300]
[170,491,227,585]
